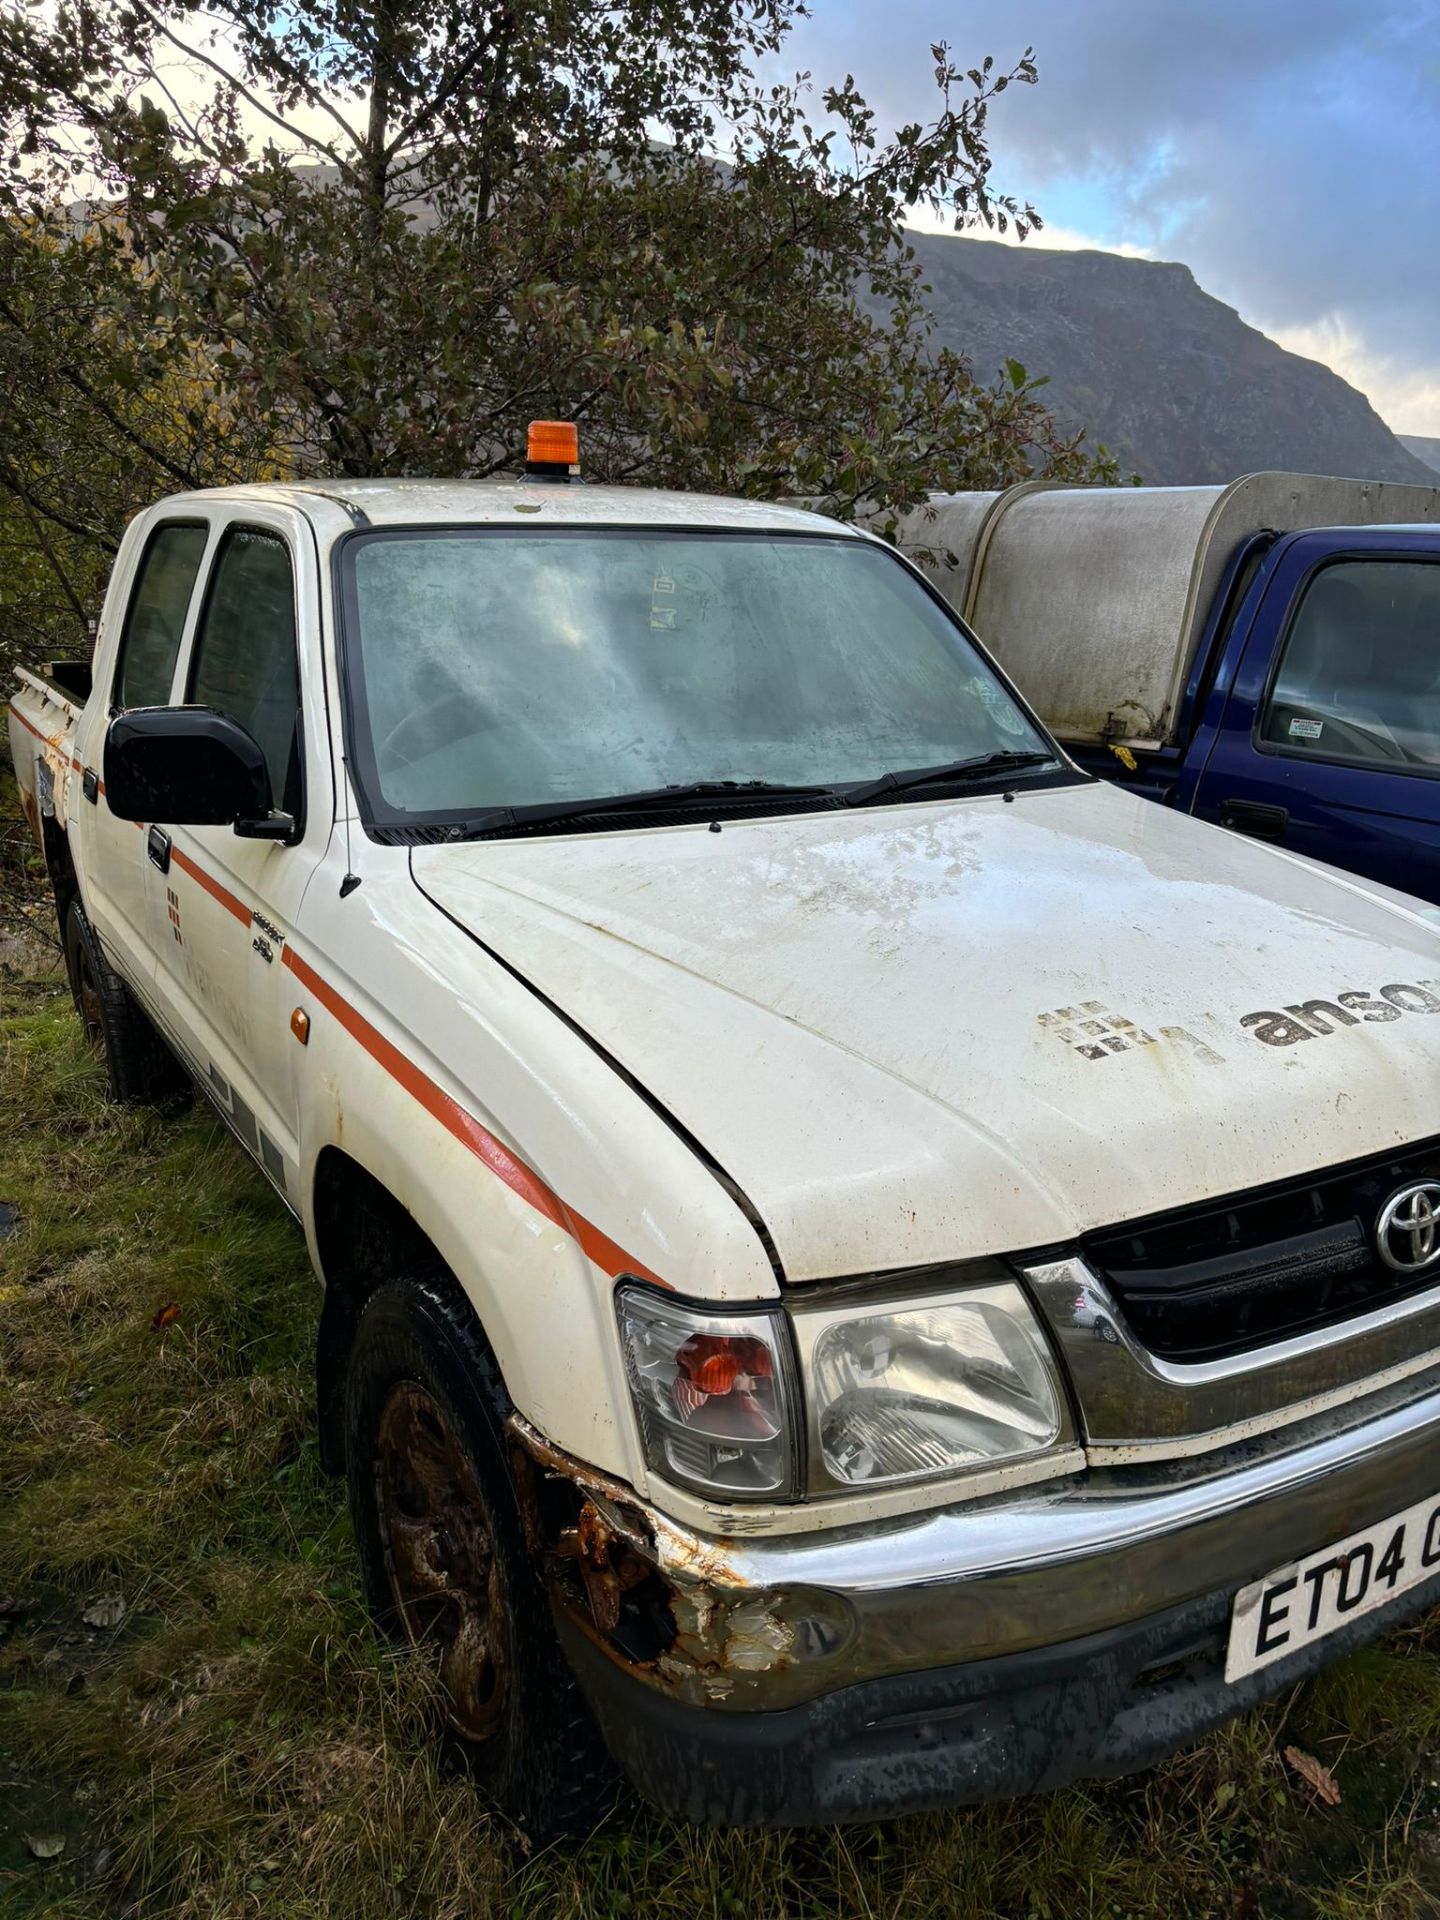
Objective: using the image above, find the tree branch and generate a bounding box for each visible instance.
[14,494,92,627]
[0,459,120,553]
[197,0,367,152]
[0,293,202,488]
[383,14,504,162]
[129,1,358,173]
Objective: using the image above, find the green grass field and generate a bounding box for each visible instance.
[4,774,1440,1918]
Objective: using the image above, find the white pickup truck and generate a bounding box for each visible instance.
[10,441,1440,1834]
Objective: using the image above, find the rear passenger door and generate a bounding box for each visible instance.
[150,512,332,1205]
[1191,539,1440,904]
[81,518,209,992]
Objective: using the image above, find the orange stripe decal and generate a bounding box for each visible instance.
[0,732,670,1290]
[5,704,104,795]
[7,700,66,753]
[7,702,43,743]
[281,944,667,1288]
[170,845,253,926]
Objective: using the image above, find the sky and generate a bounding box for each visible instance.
[125,0,1440,437]
[782,0,1440,436]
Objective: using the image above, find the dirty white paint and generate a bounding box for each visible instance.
[10,475,1440,1534]
[415,781,1440,1282]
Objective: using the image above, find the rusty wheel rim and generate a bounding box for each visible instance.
[74,946,103,1047]
[375,1381,510,1742]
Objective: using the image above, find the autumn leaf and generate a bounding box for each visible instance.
[1284,1745,1341,1805]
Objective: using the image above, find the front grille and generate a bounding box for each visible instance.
[1082,1137,1440,1362]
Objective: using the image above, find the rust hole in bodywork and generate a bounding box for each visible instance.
[568,1498,665,1635]
[505,1417,800,1698]
[555,1499,677,1664]
[508,1424,679,1666]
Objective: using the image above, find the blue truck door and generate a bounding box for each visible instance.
[1188,532,1440,905]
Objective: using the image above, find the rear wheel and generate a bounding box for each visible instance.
[344,1275,616,1838]
[63,900,187,1106]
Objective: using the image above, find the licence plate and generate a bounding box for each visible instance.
[1225,1491,1440,1684]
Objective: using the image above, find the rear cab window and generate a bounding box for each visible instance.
[1261,560,1440,772]
[112,522,209,710]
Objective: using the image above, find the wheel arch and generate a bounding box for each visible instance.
[294,995,670,1490]
[311,1145,454,1472]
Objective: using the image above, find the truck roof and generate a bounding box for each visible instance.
[163,478,858,538]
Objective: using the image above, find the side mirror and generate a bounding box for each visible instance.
[104,708,294,839]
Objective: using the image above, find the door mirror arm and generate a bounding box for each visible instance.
[235,812,298,842]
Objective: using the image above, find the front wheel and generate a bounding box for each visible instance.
[343,1275,616,1837]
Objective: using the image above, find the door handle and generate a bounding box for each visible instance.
[1219,799,1288,842]
[81,767,99,805]
[147,826,172,874]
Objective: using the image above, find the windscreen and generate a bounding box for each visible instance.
[340,528,1052,821]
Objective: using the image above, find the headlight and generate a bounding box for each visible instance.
[616,1276,1065,1506]
[795,1281,1063,1490]
[616,1285,800,1500]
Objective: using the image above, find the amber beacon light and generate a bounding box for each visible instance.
[525,419,580,480]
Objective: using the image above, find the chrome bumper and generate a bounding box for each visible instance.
[538,1366,1440,1714]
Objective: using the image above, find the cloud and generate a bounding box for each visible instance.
[1267,316,1440,442]
[902,204,1153,259]
[784,0,1440,433]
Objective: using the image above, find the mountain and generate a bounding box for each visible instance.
[897,234,1436,487]
[1401,435,1440,476]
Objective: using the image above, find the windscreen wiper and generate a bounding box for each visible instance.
[842,750,1056,808]
[449,778,842,839]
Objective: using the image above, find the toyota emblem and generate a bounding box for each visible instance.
[1376,1181,1440,1274]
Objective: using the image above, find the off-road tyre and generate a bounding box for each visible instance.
[344,1273,618,1840]
[63,899,188,1106]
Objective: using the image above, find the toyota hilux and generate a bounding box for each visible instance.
[9,430,1440,1832]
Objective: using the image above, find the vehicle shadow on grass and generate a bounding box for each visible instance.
[2,849,1440,1917]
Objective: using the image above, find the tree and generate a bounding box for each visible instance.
[0,214,285,671]
[0,0,1121,658]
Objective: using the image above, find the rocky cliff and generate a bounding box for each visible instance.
[899,234,1434,487]
[1401,435,1440,476]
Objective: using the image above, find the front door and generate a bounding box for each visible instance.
[147,513,332,1205]
[1191,542,1440,906]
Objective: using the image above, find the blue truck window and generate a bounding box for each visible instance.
[1260,560,1440,772]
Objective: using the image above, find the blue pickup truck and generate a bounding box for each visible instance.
[912,474,1440,905]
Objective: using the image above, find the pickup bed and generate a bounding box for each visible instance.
[10,465,1440,1832]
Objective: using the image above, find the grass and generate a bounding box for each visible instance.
[4,769,1440,1916]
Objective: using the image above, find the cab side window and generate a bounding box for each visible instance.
[1261,560,1440,770]
[188,528,302,809]
[113,523,209,709]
